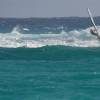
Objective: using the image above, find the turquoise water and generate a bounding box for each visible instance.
[0,46,100,100]
[0,17,100,100]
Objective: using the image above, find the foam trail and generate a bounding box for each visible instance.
[0,26,100,48]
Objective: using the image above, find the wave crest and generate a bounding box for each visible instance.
[0,26,100,48]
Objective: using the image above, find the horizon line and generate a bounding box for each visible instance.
[0,16,100,19]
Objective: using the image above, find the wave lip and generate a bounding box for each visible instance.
[0,26,100,48]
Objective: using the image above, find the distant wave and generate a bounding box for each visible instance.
[0,26,100,48]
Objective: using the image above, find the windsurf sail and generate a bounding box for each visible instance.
[87,8,98,34]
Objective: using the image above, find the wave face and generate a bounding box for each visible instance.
[0,46,100,60]
[0,17,100,48]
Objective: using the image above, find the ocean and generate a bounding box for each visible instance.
[0,17,100,100]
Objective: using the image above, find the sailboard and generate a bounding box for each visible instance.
[87,8,98,34]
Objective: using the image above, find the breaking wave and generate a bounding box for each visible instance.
[0,26,100,48]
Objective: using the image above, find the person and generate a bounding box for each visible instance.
[90,28,100,40]
[90,29,98,36]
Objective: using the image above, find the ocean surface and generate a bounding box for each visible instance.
[0,17,100,100]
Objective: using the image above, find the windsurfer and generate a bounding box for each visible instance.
[90,28,100,40]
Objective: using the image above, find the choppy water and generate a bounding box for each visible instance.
[0,17,100,100]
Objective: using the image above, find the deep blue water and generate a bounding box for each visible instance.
[0,17,100,100]
[0,17,100,33]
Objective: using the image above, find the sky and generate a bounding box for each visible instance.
[0,0,99,18]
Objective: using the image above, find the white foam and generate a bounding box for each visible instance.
[0,26,100,48]
[23,28,30,31]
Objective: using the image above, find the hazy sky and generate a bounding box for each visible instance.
[0,0,99,18]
